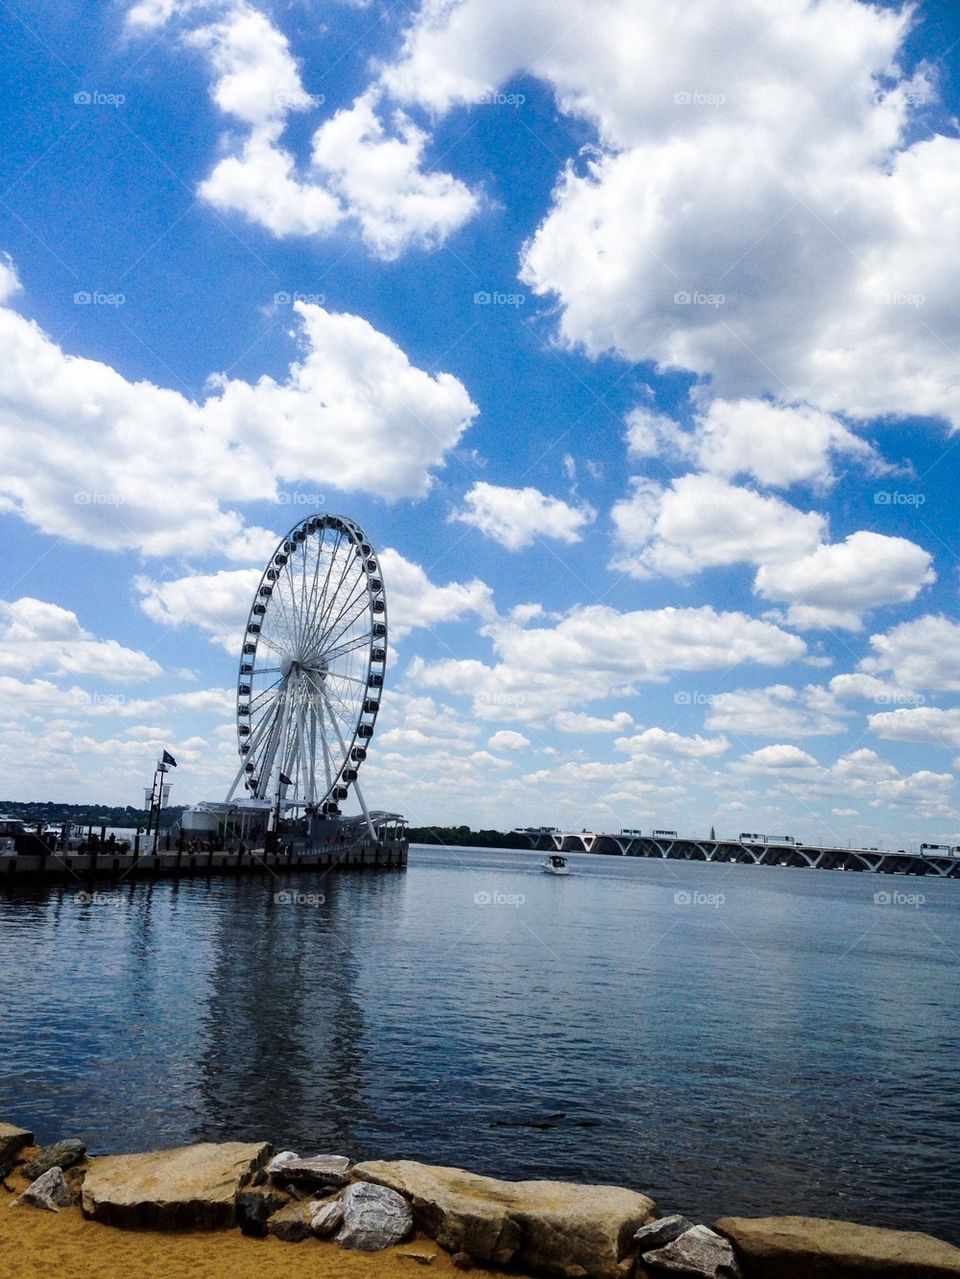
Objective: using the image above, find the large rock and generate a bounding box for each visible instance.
[235,1185,291,1237]
[267,1199,323,1242]
[270,1154,351,1188]
[21,1138,86,1181]
[81,1141,271,1229]
[351,1159,658,1279]
[714,1216,960,1279]
[635,1215,695,1253]
[16,1166,73,1211]
[337,1181,413,1251]
[0,1122,34,1165]
[644,1224,743,1277]
[311,1199,345,1237]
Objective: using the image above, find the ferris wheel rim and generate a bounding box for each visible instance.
[232,513,387,817]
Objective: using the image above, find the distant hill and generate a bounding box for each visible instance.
[0,800,186,830]
[406,825,532,849]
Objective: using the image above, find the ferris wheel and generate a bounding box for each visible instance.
[225,514,386,829]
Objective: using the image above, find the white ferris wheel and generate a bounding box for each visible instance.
[225,514,386,831]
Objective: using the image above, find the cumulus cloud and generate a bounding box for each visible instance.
[860,616,960,692]
[488,729,530,751]
[137,551,493,651]
[0,598,162,683]
[452,482,596,550]
[384,0,960,431]
[627,399,887,489]
[615,727,729,759]
[0,277,476,556]
[705,684,848,738]
[612,473,824,578]
[754,531,935,631]
[136,1,477,258]
[411,604,805,722]
[868,706,960,751]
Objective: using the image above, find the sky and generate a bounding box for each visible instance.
[1,0,959,848]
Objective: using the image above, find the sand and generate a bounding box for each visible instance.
[0,1174,532,1279]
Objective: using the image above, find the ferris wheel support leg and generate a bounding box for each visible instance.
[352,777,377,843]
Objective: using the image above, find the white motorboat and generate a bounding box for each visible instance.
[540,854,570,876]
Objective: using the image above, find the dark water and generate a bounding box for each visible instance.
[2,846,959,1241]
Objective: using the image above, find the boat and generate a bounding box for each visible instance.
[540,854,570,876]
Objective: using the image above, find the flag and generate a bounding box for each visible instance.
[279,772,293,786]
[162,750,177,767]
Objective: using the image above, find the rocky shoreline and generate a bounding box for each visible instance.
[3,1121,960,1278]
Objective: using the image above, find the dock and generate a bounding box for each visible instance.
[0,836,408,885]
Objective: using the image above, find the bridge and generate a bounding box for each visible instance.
[511,830,960,878]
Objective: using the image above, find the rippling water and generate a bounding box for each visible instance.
[2,846,959,1240]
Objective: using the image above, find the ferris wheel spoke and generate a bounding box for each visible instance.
[310,540,357,652]
[319,594,372,658]
[313,577,368,655]
[322,630,374,665]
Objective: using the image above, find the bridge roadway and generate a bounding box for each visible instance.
[513,831,960,878]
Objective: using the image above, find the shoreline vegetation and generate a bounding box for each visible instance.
[3,1124,959,1278]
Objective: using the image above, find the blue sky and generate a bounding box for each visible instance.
[1,0,959,847]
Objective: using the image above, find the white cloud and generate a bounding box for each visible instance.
[860,616,960,692]
[137,551,492,651]
[705,684,848,737]
[488,729,530,751]
[616,727,729,759]
[737,744,821,772]
[868,706,960,751]
[385,0,960,429]
[452,482,596,550]
[411,604,805,723]
[554,710,634,734]
[140,2,477,258]
[0,278,475,556]
[755,532,935,631]
[611,473,825,578]
[0,598,162,683]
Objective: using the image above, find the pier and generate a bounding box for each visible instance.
[511,829,960,878]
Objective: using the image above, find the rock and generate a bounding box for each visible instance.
[398,1251,436,1265]
[351,1159,658,1279]
[451,1253,474,1271]
[714,1215,960,1279]
[21,1139,86,1181]
[337,1180,414,1251]
[272,1155,351,1188]
[235,1185,291,1237]
[266,1150,300,1176]
[81,1141,272,1229]
[311,1199,345,1237]
[16,1166,73,1211]
[636,1215,695,1253]
[267,1199,322,1242]
[0,1122,34,1165]
[644,1224,743,1277]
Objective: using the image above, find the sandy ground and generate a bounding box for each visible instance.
[0,1172,533,1279]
